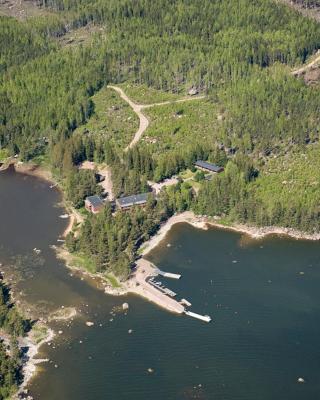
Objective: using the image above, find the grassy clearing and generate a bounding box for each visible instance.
[70,252,97,273]
[31,324,48,344]
[59,25,104,48]
[0,1,54,20]
[179,169,195,180]
[0,148,9,162]
[118,82,185,104]
[74,86,139,151]
[252,144,320,208]
[105,273,121,288]
[141,98,220,154]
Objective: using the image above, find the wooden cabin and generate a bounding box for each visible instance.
[85,195,104,214]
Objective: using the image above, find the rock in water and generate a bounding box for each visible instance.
[86,321,94,327]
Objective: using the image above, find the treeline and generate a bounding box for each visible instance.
[0,283,27,337]
[195,154,320,233]
[0,17,51,73]
[1,44,105,160]
[217,66,320,155]
[1,0,320,162]
[0,281,30,399]
[291,0,320,7]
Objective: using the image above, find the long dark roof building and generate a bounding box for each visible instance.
[195,160,224,173]
[116,193,149,209]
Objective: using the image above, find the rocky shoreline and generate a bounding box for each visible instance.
[16,327,55,400]
[140,211,320,257]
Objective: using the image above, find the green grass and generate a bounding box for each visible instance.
[118,82,185,104]
[252,145,320,210]
[31,324,49,344]
[105,273,121,288]
[74,86,139,151]
[31,153,50,167]
[0,148,9,162]
[179,169,195,180]
[140,98,220,154]
[59,25,104,48]
[71,252,97,273]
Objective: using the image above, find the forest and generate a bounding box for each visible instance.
[0,281,29,399]
[0,0,320,275]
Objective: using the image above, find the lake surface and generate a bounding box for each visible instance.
[0,168,320,400]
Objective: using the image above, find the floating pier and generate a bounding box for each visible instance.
[158,271,181,279]
[149,262,181,279]
[180,298,192,307]
[185,311,211,323]
[148,279,177,297]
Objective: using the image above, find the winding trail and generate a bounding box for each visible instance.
[107,85,206,150]
[292,50,320,76]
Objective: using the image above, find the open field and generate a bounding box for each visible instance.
[277,0,320,21]
[140,98,220,154]
[58,25,105,48]
[252,143,320,209]
[73,86,139,151]
[118,82,189,104]
[0,0,54,19]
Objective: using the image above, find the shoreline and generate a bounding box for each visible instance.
[17,326,55,399]
[5,160,320,244]
[3,160,320,314]
[2,161,82,238]
[55,209,320,314]
[141,211,320,256]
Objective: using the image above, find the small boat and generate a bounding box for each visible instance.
[59,214,69,219]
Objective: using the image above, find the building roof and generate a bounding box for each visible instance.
[86,195,104,207]
[117,193,149,208]
[195,160,223,173]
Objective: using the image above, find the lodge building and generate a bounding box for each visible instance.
[85,195,104,214]
[194,160,224,174]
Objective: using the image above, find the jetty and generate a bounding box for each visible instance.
[147,261,182,279]
[148,278,177,297]
[132,259,185,314]
[184,311,211,323]
[180,298,192,307]
[157,269,181,279]
[133,259,211,322]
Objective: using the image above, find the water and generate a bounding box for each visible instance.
[1,167,320,400]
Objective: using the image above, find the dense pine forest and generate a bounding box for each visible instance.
[1,0,320,276]
[0,281,29,399]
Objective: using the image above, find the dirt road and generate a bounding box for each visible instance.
[107,85,206,150]
[292,51,320,76]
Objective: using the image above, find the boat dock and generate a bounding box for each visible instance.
[148,277,177,297]
[184,311,211,323]
[157,269,181,279]
[135,259,211,321]
[180,298,192,307]
[148,261,181,279]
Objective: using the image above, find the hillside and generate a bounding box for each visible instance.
[0,0,320,276]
